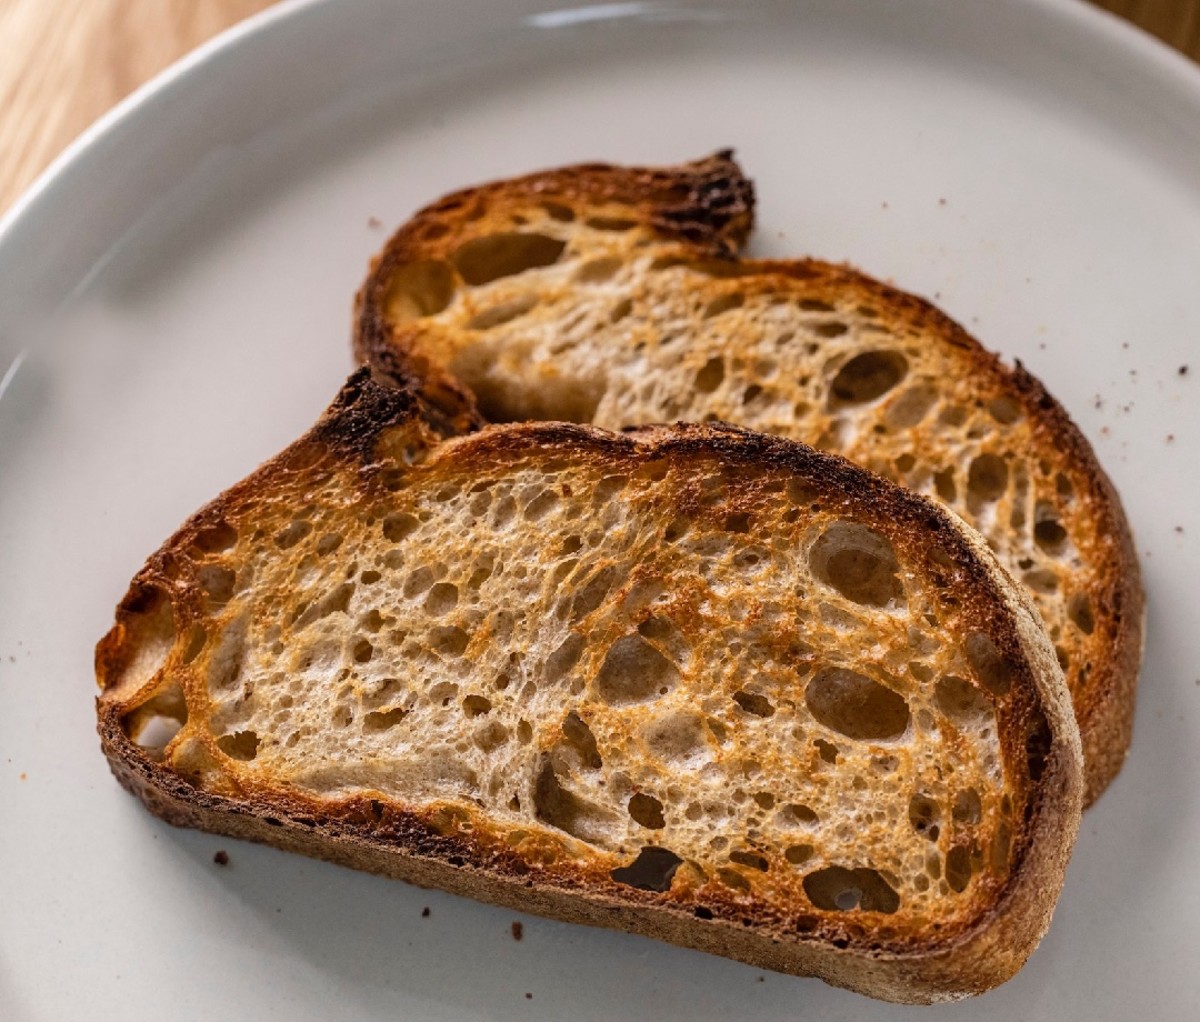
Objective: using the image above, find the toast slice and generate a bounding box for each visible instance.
[97,369,1081,1003]
[354,152,1143,804]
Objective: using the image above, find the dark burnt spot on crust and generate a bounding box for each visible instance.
[648,150,756,252]
[310,367,421,458]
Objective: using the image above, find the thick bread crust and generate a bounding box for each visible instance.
[354,153,1141,805]
[97,370,1082,1003]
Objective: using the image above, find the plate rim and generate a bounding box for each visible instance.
[2,0,1200,261]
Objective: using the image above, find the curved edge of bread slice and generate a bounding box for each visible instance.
[96,369,1082,1003]
[353,152,1143,805]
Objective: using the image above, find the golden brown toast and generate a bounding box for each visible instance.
[355,152,1143,804]
[97,369,1081,1003]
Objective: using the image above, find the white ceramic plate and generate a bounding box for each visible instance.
[3,1,1199,1017]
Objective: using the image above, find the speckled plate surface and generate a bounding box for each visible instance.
[2,1,1199,1018]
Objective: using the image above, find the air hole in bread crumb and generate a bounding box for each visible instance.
[934,675,992,723]
[424,582,459,616]
[814,321,848,338]
[730,849,769,872]
[814,738,839,763]
[353,638,374,663]
[611,847,682,891]
[779,803,818,827]
[1068,593,1095,634]
[703,292,745,319]
[594,635,679,704]
[585,216,638,232]
[217,730,259,761]
[1022,569,1058,594]
[572,255,623,285]
[784,844,814,866]
[541,201,574,222]
[194,520,238,553]
[523,489,558,521]
[451,233,565,286]
[610,297,634,323]
[809,522,903,607]
[967,453,1008,503]
[1033,503,1068,551]
[894,453,916,474]
[717,868,751,892]
[804,866,899,914]
[724,513,752,534]
[953,788,982,824]
[694,356,725,394]
[799,298,835,312]
[628,793,666,829]
[384,260,456,323]
[933,467,957,503]
[732,690,775,718]
[383,513,418,543]
[887,384,937,428]
[988,395,1023,424]
[562,711,601,768]
[534,758,616,843]
[829,351,907,405]
[806,668,910,741]
[1025,712,1051,781]
[964,633,1013,696]
[123,683,188,759]
[908,793,940,840]
[663,519,689,543]
[180,624,207,665]
[364,707,408,732]
[461,694,491,717]
[274,520,312,550]
[431,626,469,657]
[945,847,973,893]
[198,564,236,606]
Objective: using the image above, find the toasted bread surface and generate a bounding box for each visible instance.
[355,153,1142,804]
[97,370,1081,1003]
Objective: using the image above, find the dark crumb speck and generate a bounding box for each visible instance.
[525,992,533,1000]
[511,921,524,941]
[938,197,947,206]
[421,907,431,918]
[213,850,229,866]
[881,201,889,209]
[756,975,765,982]
[1093,395,1103,410]
[1175,526,1184,534]
[1167,434,1176,444]
[1180,365,1189,376]
[368,215,382,229]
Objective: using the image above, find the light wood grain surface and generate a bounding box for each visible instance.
[1,0,1198,215]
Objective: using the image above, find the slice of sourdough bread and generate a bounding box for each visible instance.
[97,369,1082,1003]
[354,152,1143,805]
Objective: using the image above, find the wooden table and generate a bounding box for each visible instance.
[1,0,1198,215]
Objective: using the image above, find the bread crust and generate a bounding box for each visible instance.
[354,153,1142,805]
[97,370,1082,1003]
